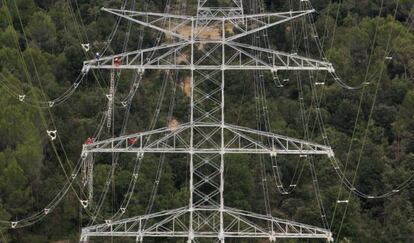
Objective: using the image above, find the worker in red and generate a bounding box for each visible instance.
[114,57,122,67]
[128,137,138,145]
[85,137,94,145]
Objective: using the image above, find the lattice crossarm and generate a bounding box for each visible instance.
[81,208,188,236]
[224,124,334,157]
[81,207,333,241]
[82,42,189,72]
[102,8,193,20]
[224,207,333,241]
[81,123,334,157]
[102,8,192,40]
[82,124,191,154]
[226,9,315,41]
[227,41,335,72]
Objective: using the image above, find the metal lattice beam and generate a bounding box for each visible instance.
[82,123,334,157]
[80,207,333,242]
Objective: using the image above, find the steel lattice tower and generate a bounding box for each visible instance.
[80,0,335,242]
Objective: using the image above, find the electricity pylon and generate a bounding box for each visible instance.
[80,0,335,242]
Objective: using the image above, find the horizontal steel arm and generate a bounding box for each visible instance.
[83,64,333,71]
[82,44,333,72]
[80,206,332,241]
[102,8,191,40]
[102,8,193,20]
[84,64,333,71]
[82,42,190,73]
[82,123,334,157]
[101,8,315,42]
[228,41,335,72]
[226,10,315,41]
[103,8,314,21]
[226,10,315,20]
[82,41,333,73]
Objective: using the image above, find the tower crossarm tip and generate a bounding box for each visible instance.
[224,123,333,156]
[82,123,191,153]
[226,9,315,20]
[225,207,332,239]
[226,9,315,41]
[82,42,189,72]
[227,41,335,73]
[101,8,192,41]
[102,8,193,20]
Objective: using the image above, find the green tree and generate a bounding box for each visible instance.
[0,158,32,216]
[26,11,57,51]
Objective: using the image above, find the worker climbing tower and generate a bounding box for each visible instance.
[80,0,336,242]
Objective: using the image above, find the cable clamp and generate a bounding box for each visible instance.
[44,208,50,215]
[47,130,57,141]
[48,101,55,108]
[81,43,90,52]
[80,200,89,208]
[11,221,17,229]
[18,95,26,102]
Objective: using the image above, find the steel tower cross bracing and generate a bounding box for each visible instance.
[80,0,335,242]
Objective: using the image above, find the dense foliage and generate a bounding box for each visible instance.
[0,0,414,242]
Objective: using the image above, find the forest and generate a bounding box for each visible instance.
[0,0,414,242]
